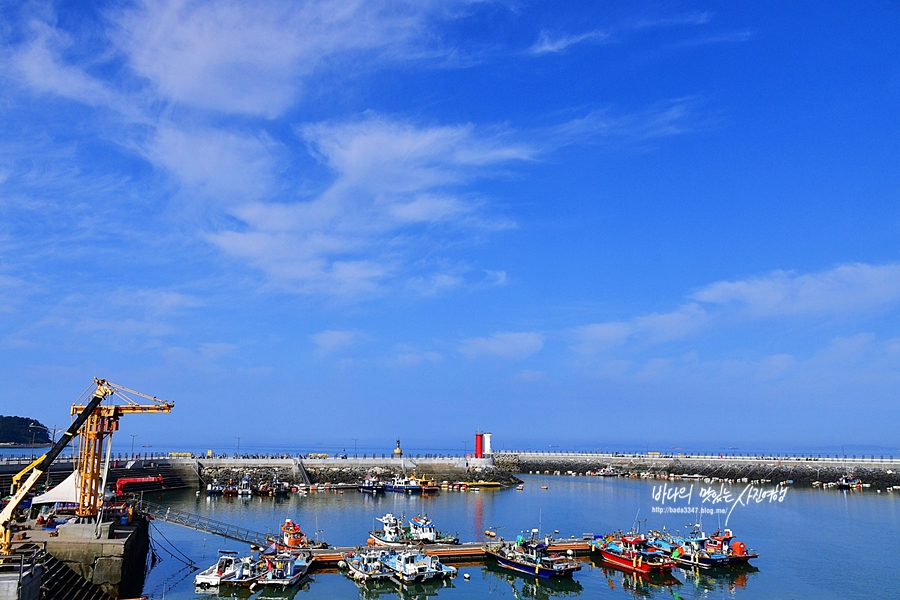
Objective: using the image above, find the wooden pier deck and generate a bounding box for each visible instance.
[307,538,592,568]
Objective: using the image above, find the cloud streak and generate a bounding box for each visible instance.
[574,263,900,355]
[208,117,533,297]
[459,331,545,360]
[111,0,465,117]
[530,30,609,55]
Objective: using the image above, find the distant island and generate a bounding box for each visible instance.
[0,415,52,445]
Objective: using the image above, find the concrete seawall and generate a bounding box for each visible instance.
[195,456,519,487]
[494,452,900,486]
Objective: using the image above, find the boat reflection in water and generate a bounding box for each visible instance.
[677,563,760,594]
[591,558,681,598]
[483,562,584,598]
[212,579,312,599]
[351,575,455,600]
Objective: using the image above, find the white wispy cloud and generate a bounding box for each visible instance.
[530,30,609,55]
[8,20,121,110]
[208,117,533,297]
[143,125,280,205]
[384,345,442,367]
[550,98,702,147]
[459,331,545,360]
[691,263,900,318]
[111,0,462,117]
[573,263,900,355]
[311,329,360,355]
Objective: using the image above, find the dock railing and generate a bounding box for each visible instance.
[0,544,43,590]
[134,500,273,546]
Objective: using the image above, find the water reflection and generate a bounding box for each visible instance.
[677,564,759,595]
[350,576,455,599]
[195,578,313,599]
[590,558,680,598]
[483,562,584,598]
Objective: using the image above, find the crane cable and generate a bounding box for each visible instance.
[149,521,196,568]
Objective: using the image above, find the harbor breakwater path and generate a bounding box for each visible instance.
[194,455,521,487]
[6,451,897,492]
[494,452,900,486]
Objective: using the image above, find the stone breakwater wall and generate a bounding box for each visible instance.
[304,465,521,486]
[199,465,296,486]
[198,463,521,487]
[495,453,900,487]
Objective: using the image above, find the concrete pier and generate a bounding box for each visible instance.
[10,517,149,599]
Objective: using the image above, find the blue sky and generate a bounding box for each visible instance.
[1,1,899,453]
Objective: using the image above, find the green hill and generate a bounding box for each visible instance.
[0,416,52,445]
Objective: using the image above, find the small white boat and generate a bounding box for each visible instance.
[342,548,392,581]
[194,550,240,589]
[379,548,456,583]
[259,551,311,588]
[237,477,253,496]
[369,513,407,546]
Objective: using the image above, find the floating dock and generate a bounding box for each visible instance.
[306,538,592,568]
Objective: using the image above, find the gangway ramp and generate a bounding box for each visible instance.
[135,500,272,547]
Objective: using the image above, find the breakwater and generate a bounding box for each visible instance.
[197,457,521,487]
[494,452,900,487]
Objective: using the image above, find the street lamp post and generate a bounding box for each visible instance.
[130,434,138,457]
[28,423,51,461]
[462,441,468,457]
[236,437,241,456]
[352,438,358,459]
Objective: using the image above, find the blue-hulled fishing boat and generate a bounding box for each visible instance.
[485,529,581,578]
[648,526,758,569]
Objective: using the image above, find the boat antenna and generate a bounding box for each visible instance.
[631,509,640,534]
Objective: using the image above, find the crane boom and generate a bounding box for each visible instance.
[70,380,173,518]
[0,380,111,556]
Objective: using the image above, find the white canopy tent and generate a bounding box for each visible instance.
[31,470,80,505]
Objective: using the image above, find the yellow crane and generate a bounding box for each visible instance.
[2,380,108,555]
[69,379,174,518]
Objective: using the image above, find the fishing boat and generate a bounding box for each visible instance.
[237,477,253,496]
[408,514,459,545]
[219,555,267,588]
[384,476,422,494]
[469,480,503,489]
[419,478,441,495]
[379,548,457,583]
[280,519,310,549]
[258,550,311,588]
[357,477,385,495]
[205,479,224,495]
[651,526,758,569]
[369,513,406,546]
[194,550,239,589]
[589,533,675,574]
[484,529,581,578]
[222,479,238,496]
[342,548,393,581]
[369,513,459,546]
[837,473,862,490]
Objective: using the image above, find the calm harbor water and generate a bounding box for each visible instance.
[138,474,898,599]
